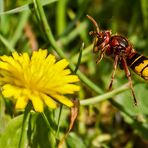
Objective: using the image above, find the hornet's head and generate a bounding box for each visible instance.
[86,15,111,53]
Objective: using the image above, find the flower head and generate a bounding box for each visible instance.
[0,49,80,112]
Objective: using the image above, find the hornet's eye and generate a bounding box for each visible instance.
[103,35,107,39]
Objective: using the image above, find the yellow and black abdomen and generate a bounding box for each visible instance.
[127,53,148,80]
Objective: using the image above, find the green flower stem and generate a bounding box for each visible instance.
[19,103,31,148]
[41,112,55,136]
[34,0,65,58]
[76,69,103,93]
[80,83,129,106]
[34,0,103,94]
[56,105,63,138]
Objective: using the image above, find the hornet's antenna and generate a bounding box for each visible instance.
[86,14,100,34]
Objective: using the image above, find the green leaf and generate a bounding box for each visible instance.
[31,114,56,148]
[66,132,86,148]
[0,115,27,148]
[115,83,148,115]
[114,83,148,139]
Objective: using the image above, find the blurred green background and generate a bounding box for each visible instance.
[0,0,148,147]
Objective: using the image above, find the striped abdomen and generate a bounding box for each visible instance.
[127,53,148,80]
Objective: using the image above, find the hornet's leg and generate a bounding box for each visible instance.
[121,58,137,105]
[96,45,110,64]
[108,55,119,90]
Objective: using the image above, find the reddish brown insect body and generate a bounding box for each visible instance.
[86,14,139,105]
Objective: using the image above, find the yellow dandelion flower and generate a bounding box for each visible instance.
[0,49,80,112]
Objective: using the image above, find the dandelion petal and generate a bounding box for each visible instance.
[51,94,74,107]
[41,93,57,109]
[30,94,44,112]
[15,96,28,109]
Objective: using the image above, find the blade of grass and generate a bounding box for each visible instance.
[0,0,57,15]
[71,44,93,64]
[59,21,87,46]
[0,0,4,12]
[0,0,5,34]
[68,9,90,45]
[10,11,30,47]
[0,34,15,52]
[141,0,148,33]
[56,0,68,36]
[74,42,84,73]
